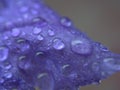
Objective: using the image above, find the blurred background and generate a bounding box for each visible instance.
[45,0,120,90]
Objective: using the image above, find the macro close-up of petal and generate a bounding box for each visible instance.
[0,0,120,90]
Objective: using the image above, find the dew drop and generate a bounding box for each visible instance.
[48,29,55,36]
[103,58,120,71]
[60,17,72,27]
[33,27,42,35]
[0,47,9,61]
[37,73,47,79]
[11,28,21,37]
[20,6,28,13]
[71,39,92,55]
[37,35,44,41]
[0,78,4,84]
[53,39,65,50]
[4,72,12,79]
[100,44,109,52]
[16,39,30,53]
[4,63,12,70]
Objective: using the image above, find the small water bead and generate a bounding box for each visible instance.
[37,73,47,79]
[53,38,65,50]
[48,29,55,36]
[0,78,4,84]
[95,42,109,52]
[4,63,12,70]
[11,28,21,37]
[71,38,92,55]
[37,35,44,41]
[60,17,72,27]
[0,47,9,61]
[16,39,30,53]
[20,6,28,13]
[33,27,42,35]
[4,72,12,79]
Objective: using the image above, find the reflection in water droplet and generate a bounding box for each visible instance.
[33,27,41,35]
[53,39,65,50]
[11,28,21,37]
[48,29,55,36]
[37,35,44,41]
[71,39,92,55]
[0,47,9,61]
[60,17,72,27]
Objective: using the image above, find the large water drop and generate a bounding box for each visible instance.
[71,39,92,55]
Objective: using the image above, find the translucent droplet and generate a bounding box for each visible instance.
[17,39,30,53]
[71,39,92,55]
[37,73,47,79]
[33,27,41,35]
[4,63,12,70]
[53,39,65,50]
[20,6,28,13]
[100,44,109,52]
[11,28,20,37]
[0,78,4,84]
[0,47,9,61]
[4,72,12,79]
[48,29,55,36]
[60,17,72,27]
[95,42,109,52]
[37,73,54,90]
[103,58,120,71]
[37,35,44,41]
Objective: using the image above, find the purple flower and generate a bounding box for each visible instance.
[0,0,120,90]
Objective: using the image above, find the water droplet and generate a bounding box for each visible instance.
[37,73,47,79]
[4,63,12,70]
[20,6,28,13]
[62,64,70,70]
[60,17,72,27]
[71,39,92,55]
[11,28,21,37]
[16,39,30,53]
[33,27,41,35]
[100,44,109,52]
[103,58,120,71]
[48,29,55,36]
[37,35,44,41]
[0,47,9,61]
[0,78,4,84]
[36,52,44,56]
[53,39,65,50]
[4,72,12,79]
